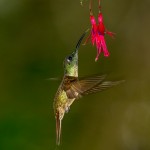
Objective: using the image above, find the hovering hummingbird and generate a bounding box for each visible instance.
[53,31,123,145]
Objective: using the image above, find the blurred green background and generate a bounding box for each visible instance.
[0,0,150,150]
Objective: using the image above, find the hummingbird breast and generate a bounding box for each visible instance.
[53,76,79,114]
[54,88,76,114]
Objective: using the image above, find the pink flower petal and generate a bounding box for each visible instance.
[98,13,105,35]
[106,31,115,39]
[98,13,103,23]
[95,46,102,61]
[100,35,110,57]
[90,15,97,25]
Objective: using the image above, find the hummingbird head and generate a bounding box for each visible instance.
[64,30,88,77]
[64,51,78,77]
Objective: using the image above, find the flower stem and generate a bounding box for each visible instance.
[89,0,93,15]
[98,0,101,13]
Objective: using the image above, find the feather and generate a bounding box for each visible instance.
[65,75,107,99]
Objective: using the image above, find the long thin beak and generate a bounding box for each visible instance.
[56,114,62,146]
[75,29,89,53]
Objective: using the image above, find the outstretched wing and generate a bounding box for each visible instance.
[82,80,125,95]
[64,75,105,99]
[64,75,124,99]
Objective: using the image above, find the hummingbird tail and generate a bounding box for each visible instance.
[56,115,62,146]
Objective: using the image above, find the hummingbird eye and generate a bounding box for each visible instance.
[67,56,72,62]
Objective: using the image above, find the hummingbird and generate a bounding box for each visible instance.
[53,31,123,145]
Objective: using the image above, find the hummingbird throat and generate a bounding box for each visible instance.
[66,65,78,77]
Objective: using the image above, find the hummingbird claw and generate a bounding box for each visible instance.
[65,106,70,113]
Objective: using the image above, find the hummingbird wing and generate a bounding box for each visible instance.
[82,80,125,96]
[65,75,124,99]
[65,75,107,99]
[46,77,60,81]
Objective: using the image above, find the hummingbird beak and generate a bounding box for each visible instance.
[75,29,89,53]
[56,113,62,146]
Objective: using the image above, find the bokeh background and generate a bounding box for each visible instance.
[0,0,150,150]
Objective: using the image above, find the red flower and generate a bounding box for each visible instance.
[90,15,97,45]
[84,0,115,61]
